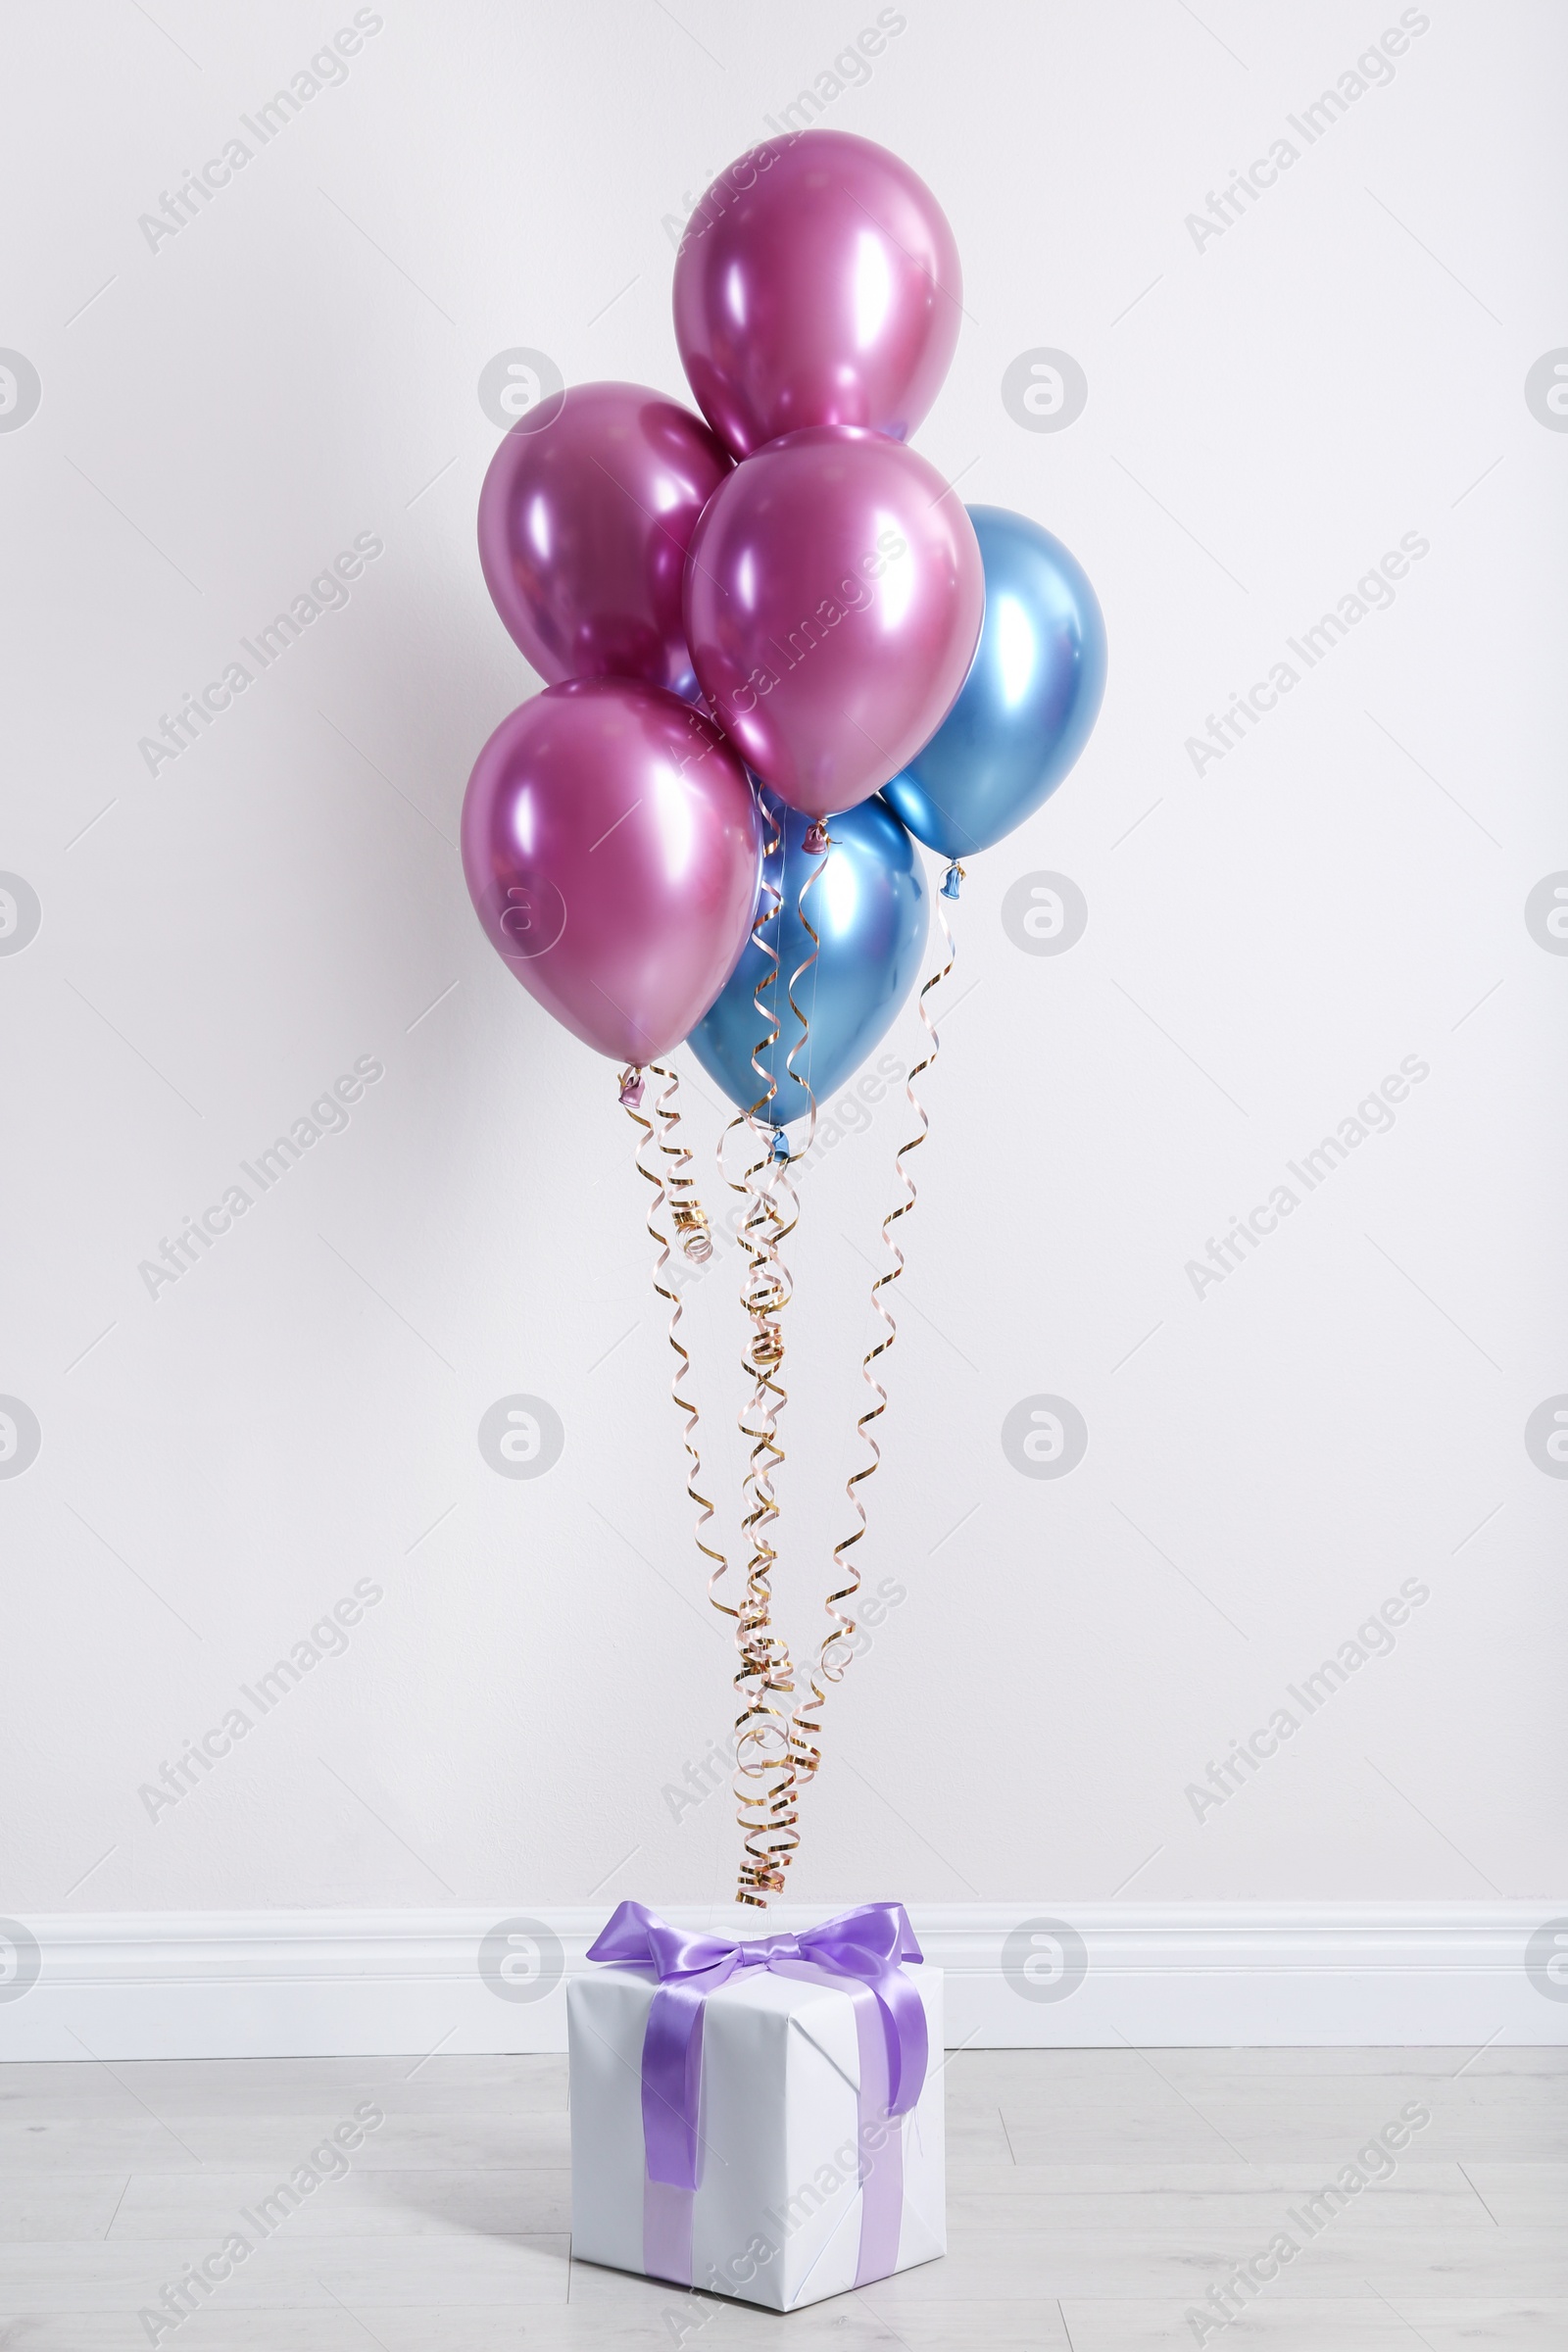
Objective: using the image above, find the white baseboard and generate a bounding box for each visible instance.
[1,1903,1562,2061]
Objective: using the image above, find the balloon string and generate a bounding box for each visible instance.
[656,1065,713,1271]
[618,1064,729,1628]
[781,824,832,1790]
[806,859,963,1769]
[626,1063,732,1630]
[735,1135,803,1906]
[718,785,800,1906]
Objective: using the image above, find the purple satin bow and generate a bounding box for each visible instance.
[586,1898,928,2192]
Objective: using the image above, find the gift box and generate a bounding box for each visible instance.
[568,1901,946,2312]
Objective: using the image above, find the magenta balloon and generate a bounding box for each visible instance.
[477,382,732,701]
[462,679,761,1063]
[683,426,984,820]
[672,130,961,458]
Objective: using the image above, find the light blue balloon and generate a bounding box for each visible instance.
[686,792,928,1128]
[882,506,1106,859]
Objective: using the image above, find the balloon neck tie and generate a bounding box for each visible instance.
[941,860,965,901]
[769,1129,791,1165]
[802,820,831,856]
[618,1065,646,1109]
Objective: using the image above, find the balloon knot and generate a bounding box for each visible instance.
[803,821,831,856]
[618,1067,645,1108]
[941,861,965,900]
[769,1129,791,1164]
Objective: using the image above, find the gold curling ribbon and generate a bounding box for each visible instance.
[779,825,834,1794]
[734,1135,802,1905]
[729,818,833,1896]
[717,787,803,1906]
[618,1063,729,1639]
[622,810,910,1904]
[803,860,964,1781]
[655,1066,713,1268]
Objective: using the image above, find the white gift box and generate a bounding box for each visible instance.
[568,1957,945,2311]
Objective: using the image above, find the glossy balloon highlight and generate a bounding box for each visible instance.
[462,679,761,1064]
[478,382,731,701]
[673,129,962,459]
[882,507,1106,858]
[684,427,984,820]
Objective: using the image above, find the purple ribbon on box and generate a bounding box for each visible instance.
[586,1899,928,2289]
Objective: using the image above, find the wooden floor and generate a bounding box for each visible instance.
[0,2046,1564,2347]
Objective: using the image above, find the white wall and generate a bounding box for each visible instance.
[3,1,1564,1986]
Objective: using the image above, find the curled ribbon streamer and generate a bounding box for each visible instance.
[717,786,800,1905]
[619,1064,728,1627]
[655,1066,713,1269]
[734,1147,803,1904]
[781,828,832,1791]
[810,861,963,1752]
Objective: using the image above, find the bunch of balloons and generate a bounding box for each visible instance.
[462,130,1106,1902]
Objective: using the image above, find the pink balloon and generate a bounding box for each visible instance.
[672,130,961,458]
[462,680,761,1063]
[477,382,732,701]
[683,427,984,820]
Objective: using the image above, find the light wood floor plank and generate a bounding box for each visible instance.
[0,2050,1557,2345]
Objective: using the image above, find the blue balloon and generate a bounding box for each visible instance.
[687,793,928,1127]
[882,506,1106,859]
